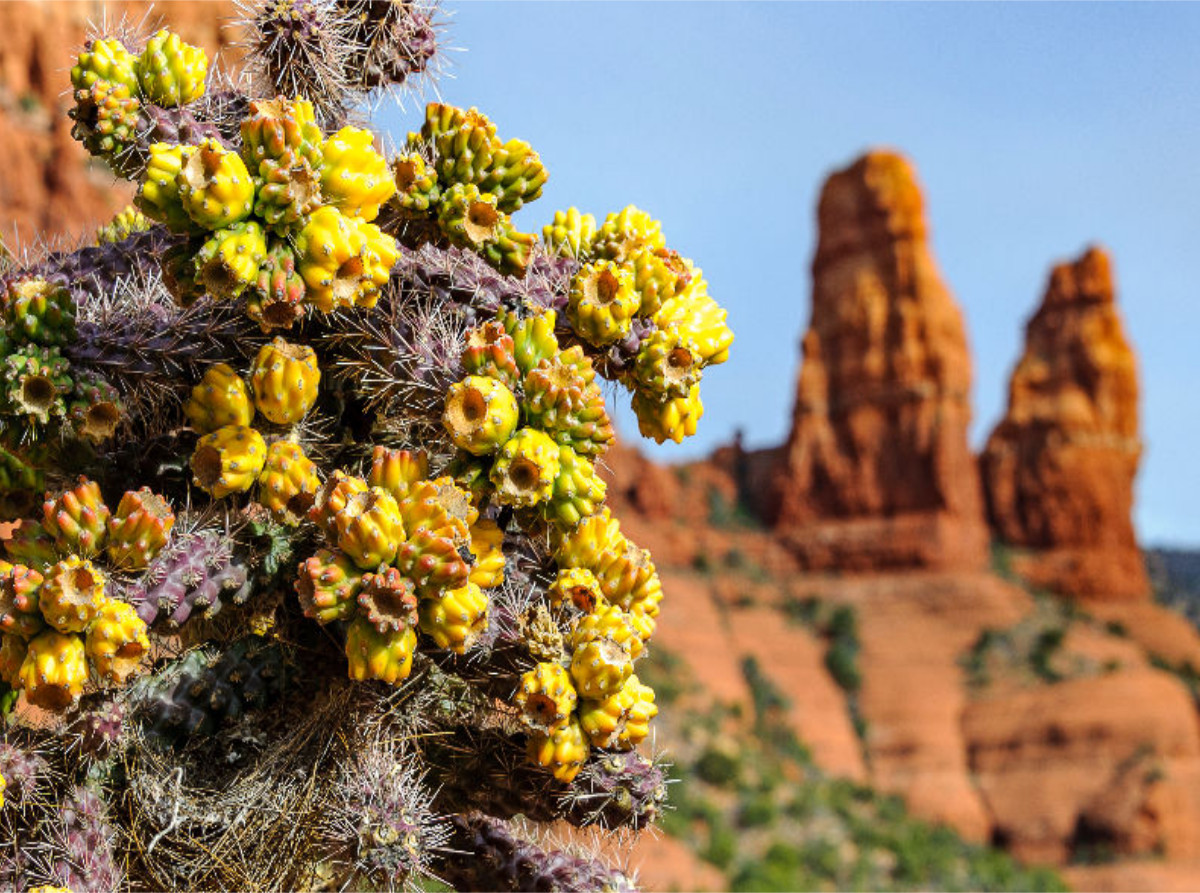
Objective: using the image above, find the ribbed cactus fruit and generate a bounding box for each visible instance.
[490,427,561,508]
[591,205,666,263]
[136,29,208,107]
[67,373,123,443]
[523,347,614,456]
[319,126,396,221]
[436,183,534,277]
[136,143,193,231]
[568,615,635,701]
[43,478,110,558]
[467,518,505,589]
[38,557,107,633]
[71,38,139,93]
[85,600,150,685]
[461,319,521,388]
[96,205,151,245]
[309,471,370,539]
[421,103,497,182]
[3,520,57,568]
[543,207,597,260]
[391,152,440,215]
[195,220,269,299]
[629,246,691,317]
[578,680,637,749]
[177,140,256,229]
[571,602,644,660]
[240,96,323,167]
[17,630,88,710]
[185,363,255,433]
[191,424,268,498]
[254,151,324,233]
[4,346,72,425]
[257,439,321,522]
[332,487,404,570]
[442,374,519,455]
[633,326,704,399]
[499,307,559,376]
[631,382,704,445]
[248,337,321,424]
[70,78,143,173]
[654,274,734,366]
[553,508,625,572]
[295,548,361,624]
[345,617,416,685]
[296,206,397,311]
[5,278,76,348]
[0,564,45,640]
[367,447,429,501]
[105,488,175,571]
[546,445,606,527]
[527,717,590,784]
[549,567,604,614]
[515,662,577,734]
[567,260,639,347]
[618,675,657,749]
[246,240,308,330]
[417,582,489,654]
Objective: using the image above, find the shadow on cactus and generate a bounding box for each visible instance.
[0,2,733,890]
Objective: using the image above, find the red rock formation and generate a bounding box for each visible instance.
[0,1,235,246]
[770,150,988,571]
[980,246,1148,600]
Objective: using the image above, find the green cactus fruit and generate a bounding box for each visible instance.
[239,96,323,168]
[442,375,520,456]
[69,79,142,174]
[136,29,208,107]
[4,278,75,347]
[653,272,733,366]
[631,383,704,445]
[567,260,639,347]
[3,519,57,568]
[42,477,110,558]
[391,152,440,216]
[96,205,151,245]
[0,447,43,516]
[253,149,324,234]
[632,326,704,399]
[295,548,362,624]
[246,240,307,331]
[591,205,666,263]
[319,126,396,222]
[68,371,122,444]
[461,319,521,388]
[70,38,138,93]
[437,183,535,277]
[446,451,492,505]
[522,346,614,457]
[176,139,256,230]
[420,101,492,145]
[498,307,559,376]
[3,346,72,425]
[195,220,268,300]
[629,246,691,318]
[477,137,548,213]
[422,103,499,187]
[136,143,195,233]
[0,564,46,640]
[543,207,597,261]
[489,428,561,509]
[545,445,607,528]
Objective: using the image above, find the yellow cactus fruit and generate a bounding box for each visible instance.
[176,139,255,230]
[367,447,429,502]
[467,518,505,590]
[617,675,657,749]
[461,319,521,388]
[567,260,639,347]
[249,338,321,425]
[593,538,663,620]
[515,662,577,734]
[553,508,626,572]
[443,375,520,456]
[295,548,362,624]
[257,439,321,522]
[633,327,704,400]
[71,37,139,93]
[0,565,46,640]
[319,126,396,221]
[18,630,87,711]
[571,602,644,660]
[569,626,634,700]
[527,718,590,784]
[436,183,535,277]
[631,384,704,445]
[654,274,733,366]
[546,445,607,528]
[309,471,369,539]
[184,363,254,434]
[522,346,614,458]
[240,96,322,167]
[345,617,416,686]
[627,603,658,644]
[296,206,398,311]
[136,143,193,232]
[578,679,638,749]
[38,557,106,633]
[542,207,596,260]
[105,487,176,570]
[85,600,150,685]
[549,567,604,614]
[591,205,666,263]
[96,204,150,245]
[398,478,474,544]
[629,246,691,318]
[42,477,110,558]
[28,886,74,893]
[191,424,268,498]
[418,581,489,654]
[136,29,208,107]
[490,428,561,508]
[196,220,269,299]
[357,566,419,634]
[0,634,28,684]
[0,769,5,807]
[334,487,405,570]
[498,307,559,376]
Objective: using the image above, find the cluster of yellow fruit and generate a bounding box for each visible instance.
[545,206,734,444]
[294,447,504,684]
[0,479,172,709]
[185,338,322,519]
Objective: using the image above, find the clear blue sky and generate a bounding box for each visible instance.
[378,2,1200,546]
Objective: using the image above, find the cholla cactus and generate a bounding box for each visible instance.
[0,5,733,890]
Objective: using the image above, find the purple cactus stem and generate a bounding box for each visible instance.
[125,530,252,629]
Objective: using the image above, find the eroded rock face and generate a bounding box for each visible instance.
[0,1,234,245]
[769,150,987,571]
[980,246,1148,600]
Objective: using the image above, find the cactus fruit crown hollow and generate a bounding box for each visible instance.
[0,5,736,891]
